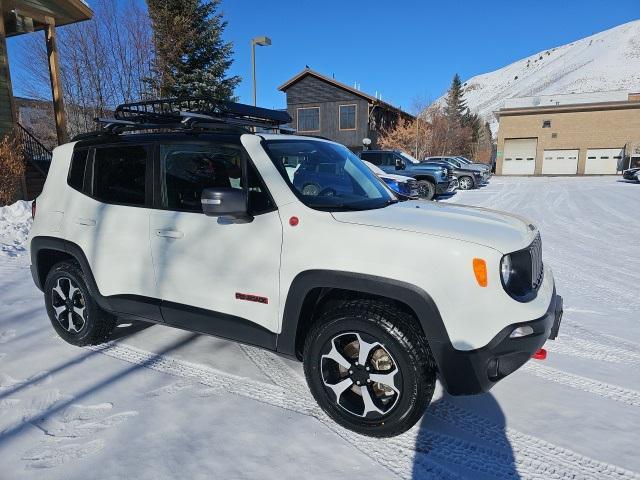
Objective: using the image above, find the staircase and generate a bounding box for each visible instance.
[15,123,52,199]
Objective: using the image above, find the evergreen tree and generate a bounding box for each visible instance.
[445,73,467,123]
[146,0,240,100]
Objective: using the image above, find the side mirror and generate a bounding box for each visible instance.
[395,158,405,170]
[201,188,252,222]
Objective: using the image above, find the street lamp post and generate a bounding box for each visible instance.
[251,36,271,106]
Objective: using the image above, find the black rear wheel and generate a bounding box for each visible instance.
[459,176,474,190]
[44,261,117,346]
[303,300,437,437]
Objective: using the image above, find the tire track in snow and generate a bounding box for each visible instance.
[523,363,640,407]
[240,345,640,480]
[91,341,450,480]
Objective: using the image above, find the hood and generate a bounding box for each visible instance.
[379,173,414,183]
[459,163,486,172]
[331,200,536,253]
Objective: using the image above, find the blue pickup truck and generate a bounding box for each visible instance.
[359,150,454,200]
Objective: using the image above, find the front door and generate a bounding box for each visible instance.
[149,141,283,340]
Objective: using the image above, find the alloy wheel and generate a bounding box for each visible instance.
[459,177,473,190]
[51,277,87,334]
[320,332,401,418]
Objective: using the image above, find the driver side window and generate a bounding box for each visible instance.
[160,143,273,215]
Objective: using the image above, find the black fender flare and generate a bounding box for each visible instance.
[412,174,437,185]
[30,236,114,312]
[276,270,454,373]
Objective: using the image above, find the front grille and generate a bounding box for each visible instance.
[529,234,544,290]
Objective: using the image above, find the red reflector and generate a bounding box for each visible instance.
[31,199,36,219]
[289,216,299,226]
[533,348,547,360]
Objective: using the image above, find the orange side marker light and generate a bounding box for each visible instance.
[473,258,488,287]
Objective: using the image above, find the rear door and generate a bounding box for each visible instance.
[149,140,283,337]
[63,144,156,300]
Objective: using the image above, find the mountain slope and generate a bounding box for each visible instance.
[456,20,640,131]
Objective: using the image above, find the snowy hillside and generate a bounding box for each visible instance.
[457,20,640,130]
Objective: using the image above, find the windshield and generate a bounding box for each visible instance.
[456,156,471,164]
[399,152,421,164]
[264,139,397,211]
[448,158,462,168]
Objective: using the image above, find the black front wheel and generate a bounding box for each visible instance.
[416,180,436,200]
[303,300,437,437]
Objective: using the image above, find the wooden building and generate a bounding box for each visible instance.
[1,0,92,199]
[279,68,414,151]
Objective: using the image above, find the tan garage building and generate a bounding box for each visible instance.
[495,92,640,176]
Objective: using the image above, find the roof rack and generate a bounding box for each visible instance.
[75,97,293,139]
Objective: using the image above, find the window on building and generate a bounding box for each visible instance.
[297,107,320,131]
[68,149,89,193]
[542,120,551,128]
[93,145,148,207]
[339,104,357,130]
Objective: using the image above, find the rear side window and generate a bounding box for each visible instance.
[93,145,148,207]
[361,152,381,165]
[68,150,89,192]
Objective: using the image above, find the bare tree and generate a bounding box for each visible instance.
[14,0,154,139]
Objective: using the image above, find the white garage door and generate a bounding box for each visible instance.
[502,138,537,175]
[542,149,579,175]
[585,148,623,174]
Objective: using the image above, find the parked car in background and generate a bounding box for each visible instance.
[359,150,454,200]
[362,160,419,199]
[423,159,484,191]
[622,167,640,181]
[456,156,492,172]
[424,156,491,185]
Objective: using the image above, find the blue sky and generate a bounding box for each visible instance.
[8,0,639,112]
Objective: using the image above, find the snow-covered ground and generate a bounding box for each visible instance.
[0,177,639,479]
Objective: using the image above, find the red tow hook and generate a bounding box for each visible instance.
[533,348,547,360]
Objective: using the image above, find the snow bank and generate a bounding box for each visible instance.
[0,200,32,257]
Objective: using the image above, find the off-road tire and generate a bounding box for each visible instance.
[44,261,117,346]
[303,299,437,437]
[416,180,436,200]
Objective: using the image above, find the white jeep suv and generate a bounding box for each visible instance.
[29,99,562,437]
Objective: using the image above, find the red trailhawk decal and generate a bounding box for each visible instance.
[235,292,269,304]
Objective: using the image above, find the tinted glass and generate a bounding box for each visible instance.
[339,105,356,130]
[161,143,243,213]
[264,140,396,211]
[381,153,395,167]
[93,145,148,206]
[68,149,88,192]
[298,107,320,131]
[361,151,381,165]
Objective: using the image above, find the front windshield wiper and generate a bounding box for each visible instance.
[309,199,397,211]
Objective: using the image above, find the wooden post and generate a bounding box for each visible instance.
[45,16,68,145]
[0,0,18,136]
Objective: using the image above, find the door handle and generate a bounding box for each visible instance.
[156,229,184,239]
[76,217,96,226]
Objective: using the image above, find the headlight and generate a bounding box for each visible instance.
[500,254,512,285]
